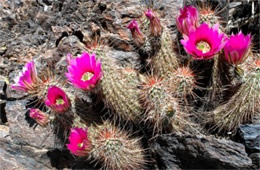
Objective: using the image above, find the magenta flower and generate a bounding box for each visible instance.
[67,127,91,157]
[29,108,49,127]
[181,23,227,60]
[127,19,145,46]
[11,61,38,92]
[45,86,71,113]
[224,31,251,65]
[145,9,162,37]
[66,52,102,90]
[176,5,199,35]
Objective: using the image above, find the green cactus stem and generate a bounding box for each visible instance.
[204,63,260,133]
[88,121,145,170]
[140,76,194,134]
[149,27,179,79]
[88,46,143,123]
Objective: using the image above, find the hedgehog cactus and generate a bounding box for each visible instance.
[66,121,145,169]
[88,122,145,170]
[169,67,197,99]
[86,45,143,122]
[205,59,260,133]
[140,76,194,133]
[199,6,222,29]
[150,27,179,78]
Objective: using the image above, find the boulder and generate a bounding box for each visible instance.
[5,99,56,150]
[150,134,252,169]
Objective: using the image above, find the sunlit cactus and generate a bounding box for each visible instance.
[204,58,260,133]
[88,121,145,170]
[150,27,179,78]
[198,5,223,29]
[86,45,143,122]
[140,76,194,134]
[169,67,197,99]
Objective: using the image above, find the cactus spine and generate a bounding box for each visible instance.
[88,46,143,122]
[169,67,197,99]
[140,77,193,133]
[150,27,179,78]
[88,121,145,170]
[205,61,260,133]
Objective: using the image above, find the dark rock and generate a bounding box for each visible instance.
[5,100,56,150]
[249,153,260,169]
[0,136,52,169]
[150,134,252,169]
[0,100,7,124]
[0,128,96,170]
[108,50,142,70]
[238,124,260,153]
[0,75,7,98]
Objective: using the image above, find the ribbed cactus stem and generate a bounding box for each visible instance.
[168,67,196,99]
[150,27,179,78]
[199,7,222,27]
[88,121,145,170]
[207,55,223,107]
[140,77,193,133]
[206,66,260,133]
[88,46,143,122]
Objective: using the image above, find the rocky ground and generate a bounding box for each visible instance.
[0,0,259,169]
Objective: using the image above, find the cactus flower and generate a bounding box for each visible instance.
[29,108,49,127]
[176,5,199,35]
[127,19,145,46]
[67,127,91,157]
[181,23,227,60]
[11,61,38,92]
[224,31,251,65]
[45,86,70,113]
[145,9,162,37]
[66,52,102,90]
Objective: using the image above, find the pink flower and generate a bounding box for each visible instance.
[224,31,251,65]
[176,5,199,35]
[11,61,38,92]
[29,108,49,127]
[67,127,91,157]
[127,19,145,46]
[66,52,102,90]
[45,86,71,113]
[145,9,162,37]
[181,23,227,60]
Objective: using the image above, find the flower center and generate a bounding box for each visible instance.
[56,98,64,105]
[196,41,211,53]
[78,142,84,148]
[81,72,94,82]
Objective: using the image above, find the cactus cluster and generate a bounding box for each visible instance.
[10,2,259,169]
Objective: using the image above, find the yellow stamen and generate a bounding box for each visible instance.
[81,72,94,81]
[56,98,64,105]
[196,41,211,53]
